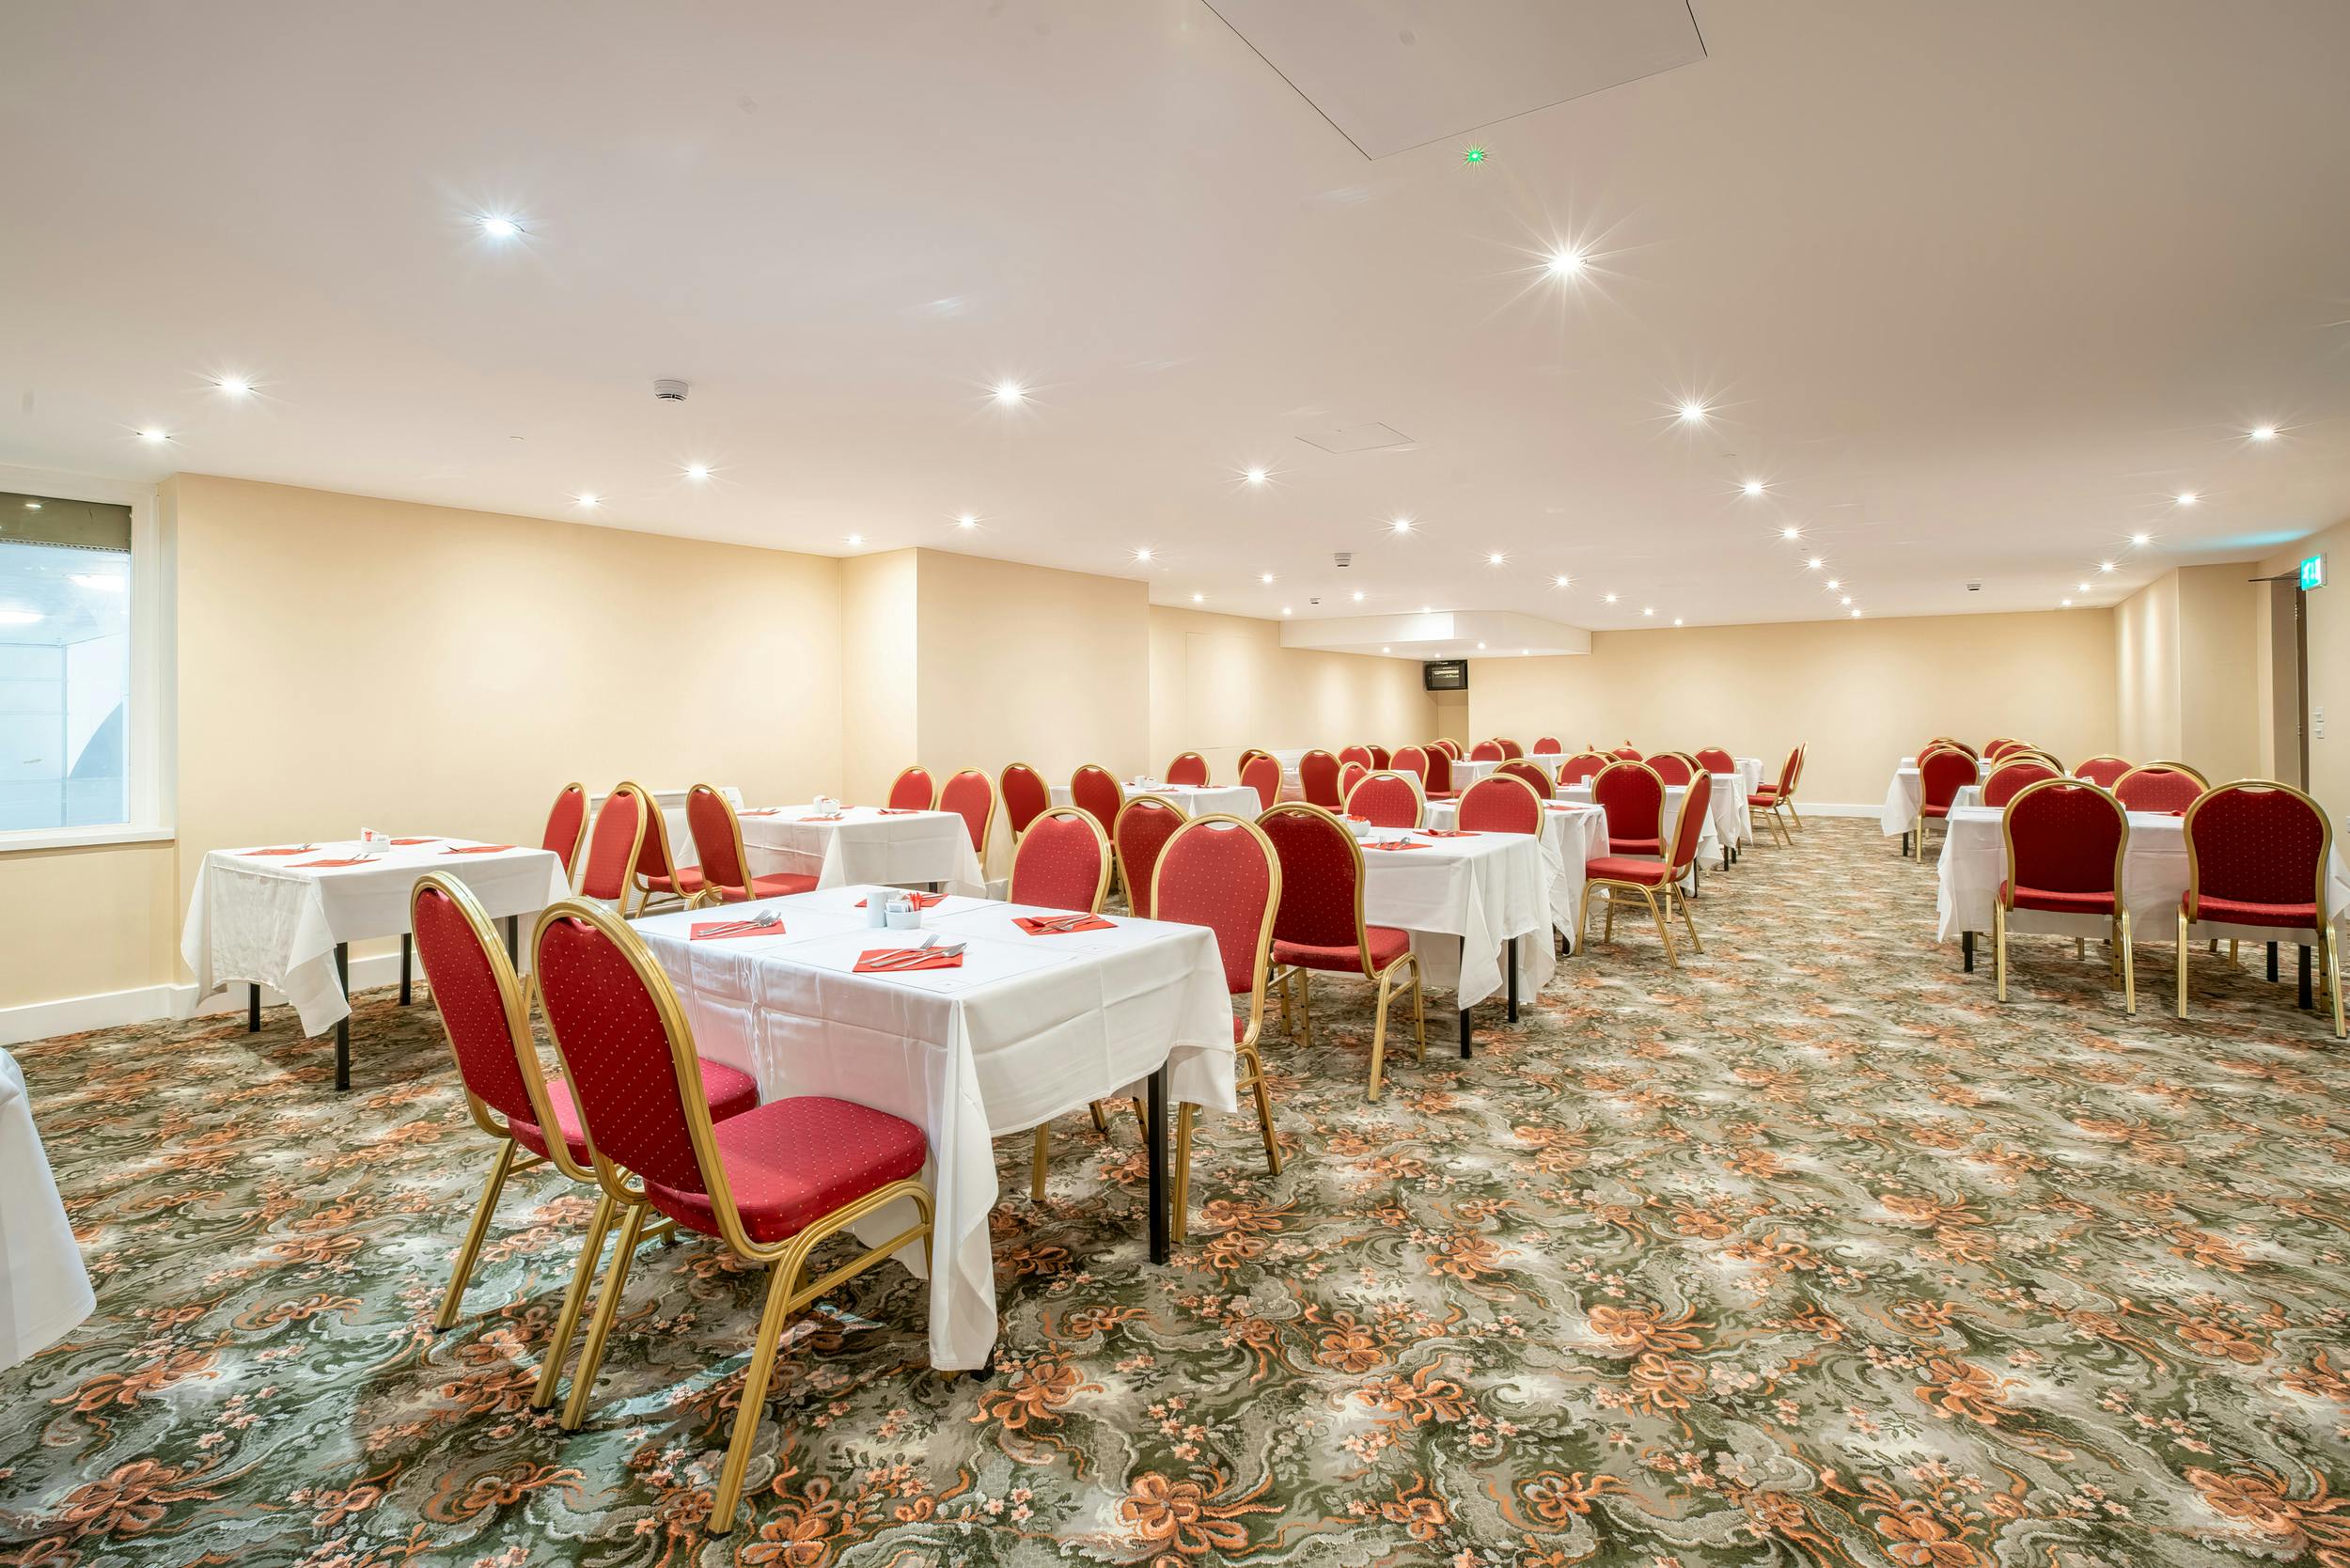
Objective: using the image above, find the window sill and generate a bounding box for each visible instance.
[0,824,176,855]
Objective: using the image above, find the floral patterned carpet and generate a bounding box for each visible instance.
[6,819,2350,1568]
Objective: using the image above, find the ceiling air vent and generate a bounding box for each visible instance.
[652,378,689,402]
[1334,551,1354,568]
[1297,422,1411,454]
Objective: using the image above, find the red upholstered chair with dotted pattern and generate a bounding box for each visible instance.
[938,768,995,863]
[1421,746,1460,802]
[1114,794,1188,918]
[409,874,760,1416]
[1645,751,1695,786]
[627,792,710,917]
[999,762,1051,843]
[1298,749,1344,810]
[885,765,936,811]
[1368,745,1393,769]
[1338,760,1369,805]
[1580,772,1712,967]
[1592,760,1667,857]
[1433,739,1464,760]
[1982,759,2060,809]
[1391,745,1432,788]
[1337,744,1375,773]
[1468,739,1505,762]
[1496,738,1526,760]
[1559,751,1610,789]
[1070,765,1124,842]
[576,782,651,909]
[1010,806,1112,913]
[2178,782,2343,1037]
[1695,746,1735,776]
[532,899,933,1535]
[1911,745,1980,858]
[1460,773,1543,835]
[1156,814,1285,1240]
[1495,760,1554,802]
[1994,778,2135,1011]
[1241,752,1283,811]
[684,784,819,904]
[1531,736,1563,756]
[541,782,588,882]
[1167,751,1210,786]
[2071,755,2131,789]
[1982,738,2026,761]
[2115,761,2208,816]
[1257,804,1424,1100]
[1748,745,1806,842]
[1611,745,1642,760]
[1346,770,1423,829]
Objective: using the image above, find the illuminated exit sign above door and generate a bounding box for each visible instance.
[2301,553,2327,590]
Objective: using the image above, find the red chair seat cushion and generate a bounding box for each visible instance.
[1920,803,1952,820]
[642,867,707,896]
[512,1059,760,1164]
[1586,855,1670,886]
[1746,792,1780,808]
[2186,893,2321,930]
[1424,792,1460,803]
[642,1096,930,1245]
[1609,836,1662,855]
[715,871,821,902]
[1233,1014,1248,1043]
[1998,879,2116,916]
[1274,925,1412,974]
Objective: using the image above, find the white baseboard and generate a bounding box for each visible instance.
[2,949,416,1048]
[1780,801,1886,820]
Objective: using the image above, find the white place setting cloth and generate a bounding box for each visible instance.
[738,806,987,897]
[1881,756,1986,837]
[1935,805,2350,944]
[633,885,1235,1371]
[588,785,741,870]
[1448,759,1507,791]
[1,1049,93,1373]
[1049,782,1262,821]
[180,839,571,1036]
[1355,829,1552,1004]
[1424,800,1607,942]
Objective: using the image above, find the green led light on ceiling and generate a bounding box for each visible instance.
[1462,146,1488,165]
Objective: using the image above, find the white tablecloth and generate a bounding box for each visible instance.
[1935,805,2350,944]
[1425,800,1607,943]
[180,839,571,1035]
[1,1049,91,1373]
[1735,758,1766,796]
[588,785,742,870]
[1449,759,1506,790]
[1357,831,1552,1005]
[635,886,1234,1370]
[1048,782,1262,822]
[1882,757,1985,836]
[740,806,986,896]
[1559,781,1722,867]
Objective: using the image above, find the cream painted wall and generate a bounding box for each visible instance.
[1466,609,2120,806]
[2115,573,2181,760]
[1145,606,1438,783]
[0,843,177,1010]
[2259,514,2350,823]
[840,551,918,806]
[2113,565,2264,781]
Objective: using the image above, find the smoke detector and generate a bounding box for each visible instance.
[1333,551,1354,568]
[652,378,689,402]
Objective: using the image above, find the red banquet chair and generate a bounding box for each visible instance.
[1468,739,1505,762]
[886,765,936,811]
[1926,738,1981,760]
[2072,755,2133,789]
[1156,815,1285,1241]
[1241,752,1283,811]
[1694,746,1735,776]
[1346,769,1423,829]
[1611,745,1642,761]
[999,762,1053,843]
[1070,764,1124,840]
[576,784,650,906]
[1496,738,1525,760]
[1010,806,1112,913]
[1496,759,1554,801]
[408,874,760,1414]
[1421,746,1461,802]
[1559,751,1610,789]
[1166,751,1209,787]
[684,783,819,902]
[1982,758,2060,809]
[1338,760,1370,804]
[1258,804,1425,1100]
[1460,773,1543,835]
[1368,745,1393,769]
[629,793,708,916]
[1913,746,1980,858]
[1982,737,2022,760]
[1531,737,1563,756]
[2115,760,2208,815]
[542,781,588,881]
[1298,748,1343,810]
[1994,778,2135,1012]
[1581,774,1713,966]
[2177,782,2343,1037]
[1645,751,1695,786]
[1391,744,1431,786]
[1748,745,1805,843]
[1113,794,1188,918]
[1432,739,1464,760]
[1338,744,1376,772]
[938,767,995,861]
[1591,760,1667,856]
[533,901,933,1536]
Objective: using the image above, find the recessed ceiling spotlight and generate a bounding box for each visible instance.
[1260,572,1274,584]
[1673,618,1684,627]
[1245,467,1267,485]
[2077,581,2092,592]
[685,464,711,482]
[956,512,978,528]
[1421,604,1432,614]
[1641,606,1655,617]
[1742,479,1764,497]
[846,533,863,546]
[478,214,522,240]
[573,491,599,507]
[1780,526,1801,541]
[2130,532,2150,545]
[1841,595,1853,605]
[2175,492,2198,507]
[1826,578,1841,589]
[1545,247,1586,278]
[2061,598,2073,607]
[1850,608,1863,619]
[1462,146,1489,165]
[1487,552,1506,566]
[1678,400,1708,424]
[1806,557,1823,571]
[1382,645,1391,653]
[1134,547,1152,562]
[993,381,1026,406]
[2250,425,2278,442]
[1521,649,1529,656]
[1603,592,1619,604]
[214,375,252,398]
[1476,641,1487,650]
[1352,590,1366,602]
[136,428,169,443]
[1282,605,1292,616]
[2099,560,2116,572]
[1391,518,1413,535]
[1191,592,1204,603]
[1552,574,1570,588]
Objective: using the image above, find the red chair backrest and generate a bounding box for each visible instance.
[1773,746,1800,793]
[887,766,935,811]
[411,875,541,1134]
[2004,779,2124,895]
[1611,745,1641,761]
[939,768,995,855]
[1531,736,1562,755]
[630,788,685,884]
[1496,738,1525,760]
[1433,739,1463,760]
[1423,748,1454,793]
[1645,752,1694,785]
[1114,795,1187,919]
[1665,774,1713,877]
[1982,760,2058,808]
[2115,764,2205,815]
[1299,749,1343,810]
[1368,745,1392,769]
[1167,751,1209,786]
[1496,760,1553,800]
[1000,762,1051,839]
[1010,808,1110,912]
[1919,747,1979,810]
[685,783,749,893]
[2186,783,2329,917]
[1469,740,1504,762]
[579,784,649,901]
[1346,771,1421,829]
[1153,816,1279,999]
[1070,765,1123,837]
[1338,744,1375,771]
[541,782,588,874]
[1460,775,1542,834]
[1591,761,1665,845]
[1241,753,1282,810]
[1338,760,1369,801]
[1258,806,1366,952]
[1559,752,1609,788]
[535,906,710,1197]
[1694,747,1734,774]
[2072,756,2132,789]
[1392,745,1430,783]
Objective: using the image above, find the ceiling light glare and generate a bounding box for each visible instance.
[215,375,251,398]
[1546,248,1586,278]
[2129,532,2149,545]
[1553,574,1570,588]
[1678,400,1707,424]
[478,214,522,239]
[1742,479,1763,497]
[1259,572,1274,584]
[573,492,599,507]
[993,381,1025,405]
[1487,552,1506,566]
[2175,492,2198,507]
[1245,467,1266,485]
[1780,526,1800,541]
[1134,547,1152,562]
[2250,425,2277,442]
[137,428,168,443]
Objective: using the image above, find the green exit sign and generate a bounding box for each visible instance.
[2302,554,2327,590]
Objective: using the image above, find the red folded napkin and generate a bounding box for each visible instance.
[1365,839,1426,852]
[1014,914,1116,934]
[854,947,964,973]
[802,813,846,823]
[1421,829,1480,838]
[855,892,948,908]
[389,837,439,845]
[876,808,922,815]
[742,808,784,816]
[441,844,516,855]
[691,918,786,941]
[293,856,376,869]
[236,846,310,855]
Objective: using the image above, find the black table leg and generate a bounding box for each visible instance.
[1962,932,1975,973]
[505,915,520,965]
[1458,935,1473,1057]
[247,983,260,1032]
[333,942,352,1092]
[2268,942,2280,982]
[400,933,412,1005]
[1145,1064,1168,1264]
[2300,946,2313,1009]
[1902,830,1912,858]
[1506,935,1520,1022]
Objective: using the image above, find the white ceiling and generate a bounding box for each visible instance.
[3,0,2347,641]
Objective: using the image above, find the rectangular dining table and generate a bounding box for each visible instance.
[180,838,571,1090]
[1423,799,1608,949]
[633,884,1235,1372]
[1352,827,1551,1053]
[1882,755,1985,855]
[737,805,987,895]
[1048,781,1262,820]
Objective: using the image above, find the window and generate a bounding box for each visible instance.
[0,471,168,847]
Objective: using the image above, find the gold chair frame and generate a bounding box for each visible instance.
[580,781,653,912]
[1993,778,2135,1012]
[1112,792,1190,918]
[1576,776,1706,966]
[1258,802,1426,1101]
[1343,768,1426,828]
[885,764,937,811]
[2175,781,2344,1039]
[939,767,998,867]
[999,760,1052,845]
